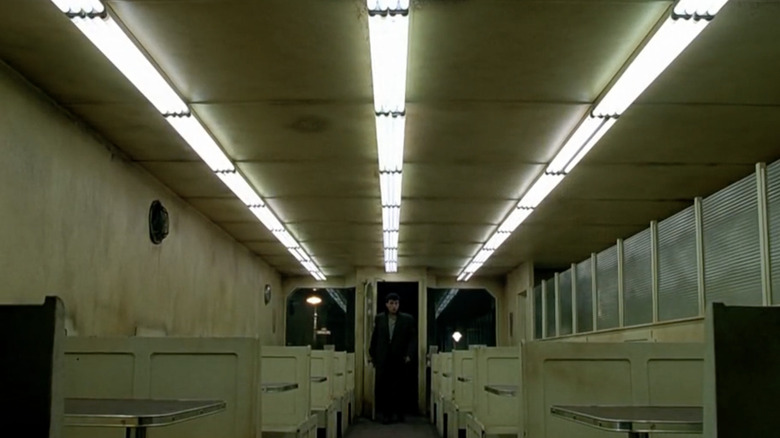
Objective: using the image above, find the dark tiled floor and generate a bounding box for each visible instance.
[345,416,438,438]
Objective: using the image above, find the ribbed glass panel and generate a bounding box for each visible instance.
[658,206,699,321]
[533,284,542,340]
[575,258,593,333]
[623,228,653,326]
[596,246,620,330]
[768,161,780,304]
[703,173,762,306]
[558,270,573,336]
[544,280,557,337]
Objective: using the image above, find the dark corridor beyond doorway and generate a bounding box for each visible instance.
[375,281,419,415]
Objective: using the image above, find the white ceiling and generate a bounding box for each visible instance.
[2,0,779,278]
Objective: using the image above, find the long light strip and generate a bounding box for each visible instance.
[457,0,729,282]
[368,0,410,273]
[51,1,326,280]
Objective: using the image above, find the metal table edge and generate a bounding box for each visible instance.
[64,400,226,428]
[549,406,703,433]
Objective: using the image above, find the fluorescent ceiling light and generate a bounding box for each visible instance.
[288,247,308,262]
[382,206,401,231]
[564,118,617,173]
[385,248,398,261]
[368,1,410,274]
[69,15,187,115]
[546,116,606,174]
[498,207,534,233]
[457,272,473,282]
[368,14,409,114]
[593,16,709,117]
[474,249,494,264]
[384,231,399,249]
[273,230,299,249]
[367,0,410,10]
[464,261,483,274]
[216,171,263,206]
[380,172,403,206]
[165,115,234,172]
[376,115,405,172]
[250,206,284,232]
[519,173,565,208]
[51,0,104,13]
[675,0,729,17]
[485,231,512,250]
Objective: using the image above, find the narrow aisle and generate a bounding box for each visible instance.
[345,416,438,438]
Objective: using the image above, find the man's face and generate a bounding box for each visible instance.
[386,299,399,315]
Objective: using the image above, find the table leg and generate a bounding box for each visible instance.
[126,428,147,438]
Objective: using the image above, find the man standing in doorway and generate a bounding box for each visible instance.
[369,292,416,424]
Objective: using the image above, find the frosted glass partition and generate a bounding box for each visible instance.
[544,280,556,337]
[575,258,593,333]
[532,160,780,339]
[533,284,543,340]
[768,161,780,304]
[596,247,619,330]
[623,228,653,326]
[558,270,573,336]
[703,173,762,306]
[658,206,699,321]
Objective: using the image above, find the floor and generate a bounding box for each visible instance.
[345,416,438,438]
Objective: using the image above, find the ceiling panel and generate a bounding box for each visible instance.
[408,0,671,102]
[398,255,470,269]
[399,242,482,258]
[586,104,780,165]
[402,199,516,225]
[108,0,372,102]
[402,224,492,244]
[192,102,376,163]
[243,241,289,256]
[68,104,199,162]
[404,102,590,164]
[218,222,276,242]
[306,241,384,259]
[267,198,378,224]
[404,162,545,200]
[556,164,756,201]
[140,162,227,198]
[239,162,377,198]
[639,1,780,105]
[186,198,257,223]
[492,222,647,268]
[530,199,693,226]
[294,223,380,243]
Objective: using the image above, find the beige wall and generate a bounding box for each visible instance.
[550,318,705,343]
[505,262,533,345]
[0,62,283,343]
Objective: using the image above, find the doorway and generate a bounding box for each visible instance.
[375,281,419,415]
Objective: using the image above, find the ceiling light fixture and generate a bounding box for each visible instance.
[50,0,326,280]
[69,14,187,115]
[368,0,410,273]
[457,0,729,281]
